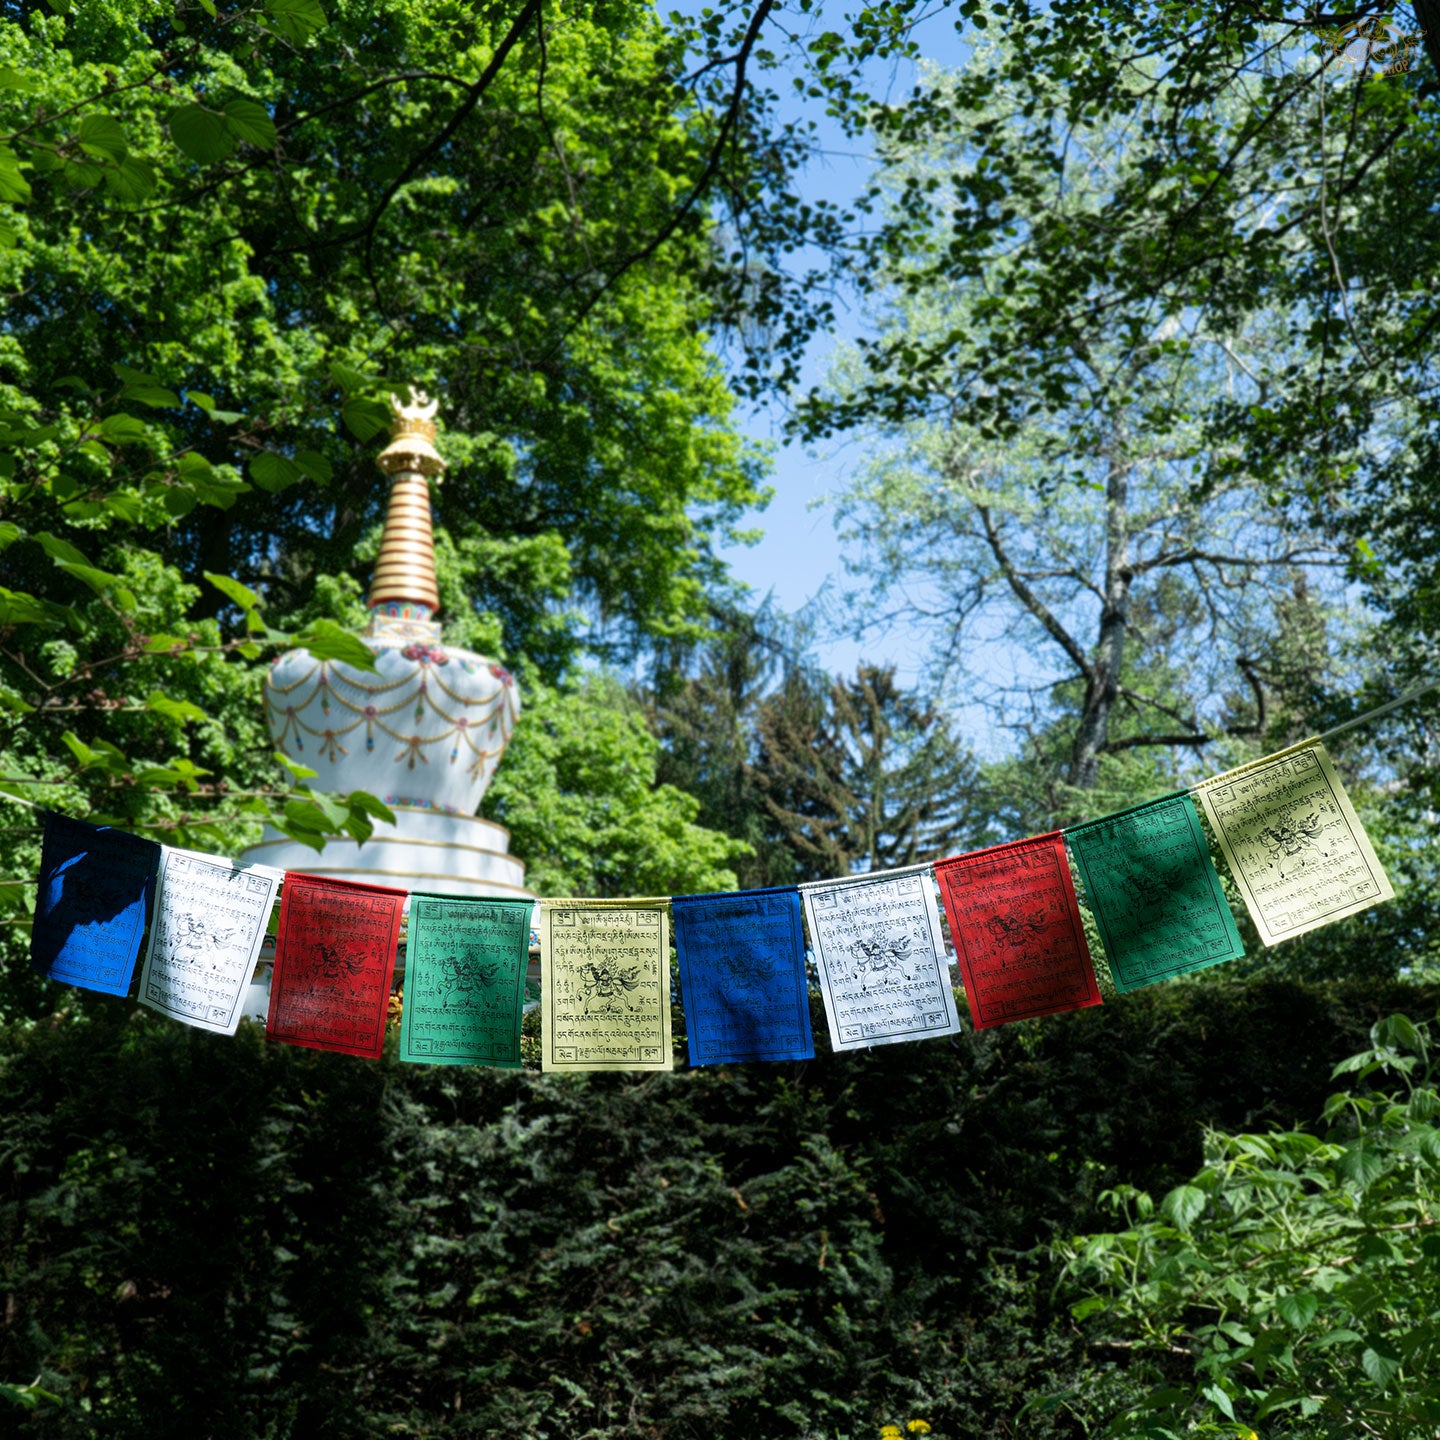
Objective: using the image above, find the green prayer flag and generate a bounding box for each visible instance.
[1065,792,1243,992]
[400,895,535,1068]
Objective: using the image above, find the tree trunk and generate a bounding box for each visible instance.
[1067,457,1132,788]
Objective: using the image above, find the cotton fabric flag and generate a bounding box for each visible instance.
[31,811,160,996]
[401,895,535,1068]
[672,887,814,1065]
[935,834,1102,1029]
[137,848,283,1034]
[800,870,962,1052]
[1193,741,1393,945]
[1065,792,1244,993]
[267,873,406,1058]
[539,898,672,1072]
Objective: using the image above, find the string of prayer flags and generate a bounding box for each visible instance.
[1193,740,1393,946]
[137,848,282,1035]
[267,873,406,1058]
[1065,793,1244,993]
[401,895,534,1068]
[672,887,814,1065]
[800,870,962,1051]
[31,811,160,997]
[539,898,673,1072]
[934,834,1102,1029]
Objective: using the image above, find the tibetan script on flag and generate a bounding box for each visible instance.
[1194,742,1393,945]
[1065,793,1243,992]
[800,872,961,1052]
[540,899,672,1072]
[267,874,406,1058]
[935,834,1101,1028]
[402,895,534,1067]
[138,849,282,1034]
[31,811,159,997]
[672,887,814,1065]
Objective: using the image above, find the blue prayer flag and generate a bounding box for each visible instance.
[31,811,160,996]
[672,887,814,1065]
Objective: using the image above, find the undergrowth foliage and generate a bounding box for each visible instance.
[2,977,1436,1439]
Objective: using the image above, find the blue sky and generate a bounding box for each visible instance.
[710,5,973,687]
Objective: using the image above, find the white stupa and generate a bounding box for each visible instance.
[239,391,530,899]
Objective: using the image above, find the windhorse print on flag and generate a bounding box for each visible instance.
[1193,741,1393,945]
[401,895,535,1068]
[934,834,1102,1029]
[671,887,814,1065]
[137,848,283,1035]
[267,873,406,1058]
[31,810,160,997]
[539,898,673,1072]
[800,871,962,1052]
[1065,792,1244,993]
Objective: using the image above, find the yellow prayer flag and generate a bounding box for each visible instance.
[1193,742,1392,946]
[538,898,674,1072]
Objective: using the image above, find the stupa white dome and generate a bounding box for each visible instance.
[239,391,530,899]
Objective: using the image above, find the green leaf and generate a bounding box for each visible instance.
[0,686,34,714]
[341,396,392,441]
[0,521,20,548]
[204,570,262,611]
[33,530,91,566]
[345,790,396,825]
[1160,1184,1206,1233]
[188,391,216,412]
[222,98,277,149]
[273,751,318,782]
[0,145,31,202]
[264,0,328,44]
[1200,1383,1235,1421]
[293,450,332,484]
[0,65,37,91]
[0,218,17,248]
[98,413,150,443]
[249,451,303,492]
[0,587,49,625]
[120,381,180,409]
[329,361,372,393]
[76,113,127,163]
[1361,1343,1401,1390]
[54,561,137,612]
[1337,1142,1387,1192]
[1275,1292,1319,1330]
[103,157,157,202]
[144,690,207,724]
[169,105,235,164]
[294,618,379,671]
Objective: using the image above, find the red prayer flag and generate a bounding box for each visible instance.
[267,873,406,1058]
[935,834,1102,1029]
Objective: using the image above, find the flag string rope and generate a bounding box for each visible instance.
[1,671,1436,902]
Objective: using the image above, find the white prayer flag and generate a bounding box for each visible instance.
[137,848,283,1034]
[800,871,962,1052]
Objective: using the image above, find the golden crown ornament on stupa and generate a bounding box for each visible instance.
[240,386,529,901]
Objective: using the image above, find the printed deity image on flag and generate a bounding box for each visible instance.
[1194,742,1393,945]
[801,872,962,1052]
[935,834,1101,1029]
[1065,793,1244,993]
[672,887,813,1065]
[401,895,533,1068]
[540,900,672,1072]
[137,849,282,1035]
[267,875,406,1059]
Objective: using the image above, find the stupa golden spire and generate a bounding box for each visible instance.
[368,389,446,619]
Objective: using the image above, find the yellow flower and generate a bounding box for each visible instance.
[880,1428,904,1438]
[907,1425,932,1436]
